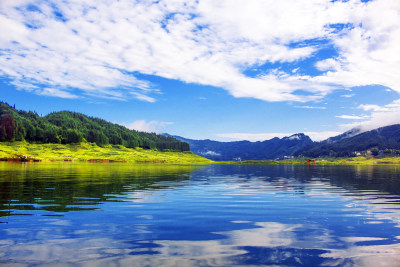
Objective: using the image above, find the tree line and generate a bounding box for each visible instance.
[0,102,190,152]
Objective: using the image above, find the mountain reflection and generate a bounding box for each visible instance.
[190,164,400,196]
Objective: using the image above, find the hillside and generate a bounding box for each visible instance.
[167,133,313,161]
[0,141,212,164]
[322,127,362,144]
[294,124,400,157]
[0,102,189,152]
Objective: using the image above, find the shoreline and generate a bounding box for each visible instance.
[1,142,400,165]
[0,141,213,165]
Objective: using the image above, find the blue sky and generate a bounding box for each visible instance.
[1,0,400,141]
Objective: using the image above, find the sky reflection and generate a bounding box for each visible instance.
[2,218,399,266]
[1,164,400,266]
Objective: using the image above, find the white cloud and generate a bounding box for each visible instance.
[216,133,290,141]
[216,131,341,142]
[38,87,79,99]
[335,115,369,120]
[201,151,221,157]
[0,0,399,102]
[124,120,173,133]
[294,106,327,110]
[305,131,343,141]
[340,99,400,132]
[341,94,355,98]
[312,0,400,93]
[130,92,156,103]
[357,104,389,112]
[315,58,341,72]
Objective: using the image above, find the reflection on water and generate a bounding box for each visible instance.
[1,163,400,266]
[0,162,195,216]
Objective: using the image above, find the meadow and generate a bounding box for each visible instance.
[0,141,213,164]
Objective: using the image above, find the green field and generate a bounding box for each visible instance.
[279,156,400,165]
[0,141,213,164]
[220,157,400,165]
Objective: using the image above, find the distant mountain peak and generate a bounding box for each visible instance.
[323,127,362,144]
[284,133,307,141]
[295,124,400,157]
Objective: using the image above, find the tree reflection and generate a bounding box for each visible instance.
[0,162,197,216]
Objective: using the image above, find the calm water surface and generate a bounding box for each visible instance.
[1,162,400,266]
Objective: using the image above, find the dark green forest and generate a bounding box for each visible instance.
[0,102,190,151]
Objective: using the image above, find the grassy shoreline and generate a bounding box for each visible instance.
[0,141,213,164]
[218,157,400,165]
[279,156,400,165]
[1,141,400,165]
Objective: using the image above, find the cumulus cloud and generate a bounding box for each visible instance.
[358,104,390,112]
[0,0,399,103]
[125,120,173,133]
[311,1,400,92]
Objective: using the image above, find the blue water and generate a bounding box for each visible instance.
[1,163,400,266]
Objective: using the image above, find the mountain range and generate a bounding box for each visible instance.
[166,124,400,160]
[165,133,313,161]
[295,124,400,157]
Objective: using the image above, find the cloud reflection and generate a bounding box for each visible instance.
[3,219,398,267]
[2,165,400,266]
[321,238,400,267]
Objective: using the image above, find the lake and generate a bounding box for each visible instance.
[1,162,400,266]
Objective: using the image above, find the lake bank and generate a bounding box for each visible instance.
[222,157,400,165]
[0,141,213,164]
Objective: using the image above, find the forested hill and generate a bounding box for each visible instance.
[294,124,400,157]
[0,102,189,151]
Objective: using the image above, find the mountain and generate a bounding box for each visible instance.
[165,133,313,161]
[4,101,398,159]
[294,124,400,157]
[322,127,362,144]
[0,102,189,151]
[166,123,400,160]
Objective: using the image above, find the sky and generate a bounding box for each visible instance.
[1,0,400,141]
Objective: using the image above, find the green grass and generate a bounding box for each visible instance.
[279,156,400,165]
[0,141,213,164]
[220,156,400,165]
[219,160,281,165]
